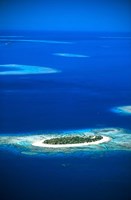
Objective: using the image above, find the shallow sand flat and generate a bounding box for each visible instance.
[0,64,60,75]
[112,106,131,115]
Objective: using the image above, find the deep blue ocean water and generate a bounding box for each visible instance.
[0,32,131,200]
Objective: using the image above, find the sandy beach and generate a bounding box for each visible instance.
[32,135,111,148]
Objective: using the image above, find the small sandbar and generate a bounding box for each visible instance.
[112,106,131,115]
[53,53,89,58]
[0,64,60,75]
[32,135,111,148]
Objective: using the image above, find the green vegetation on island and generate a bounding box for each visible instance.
[44,135,103,145]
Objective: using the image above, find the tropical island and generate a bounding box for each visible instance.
[44,135,103,144]
[32,134,111,148]
[1,127,131,152]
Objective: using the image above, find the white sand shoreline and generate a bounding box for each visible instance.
[32,135,111,148]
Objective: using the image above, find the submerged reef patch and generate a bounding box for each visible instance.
[0,64,60,75]
[112,106,131,115]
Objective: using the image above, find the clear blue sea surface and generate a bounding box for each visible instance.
[0,31,131,200]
